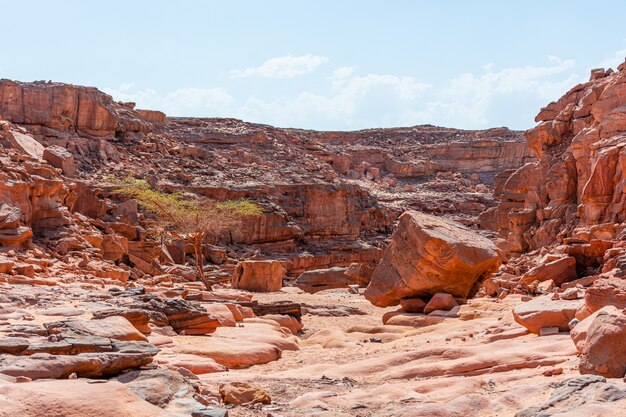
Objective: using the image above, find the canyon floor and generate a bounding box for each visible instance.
[3,277,625,417]
[203,290,626,417]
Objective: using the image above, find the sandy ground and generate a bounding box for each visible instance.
[197,288,626,417]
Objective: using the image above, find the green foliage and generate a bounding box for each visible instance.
[216,200,263,217]
[106,176,262,239]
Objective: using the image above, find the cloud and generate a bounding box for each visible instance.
[229,54,328,79]
[103,86,235,117]
[105,56,582,130]
[236,72,431,129]
[415,57,580,128]
[596,48,626,70]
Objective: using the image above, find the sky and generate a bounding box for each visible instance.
[3,1,626,131]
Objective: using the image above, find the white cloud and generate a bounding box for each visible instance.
[416,57,580,128]
[229,54,328,79]
[236,72,431,129]
[105,56,583,130]
[103,86,236,117]
[596,48,626,70]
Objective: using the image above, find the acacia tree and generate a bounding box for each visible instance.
[110,177,261,290]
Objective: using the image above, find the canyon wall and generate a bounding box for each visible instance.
[0,79,532,282]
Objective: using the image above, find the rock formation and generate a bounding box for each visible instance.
[365,211,501,307]
[4,70,623,416]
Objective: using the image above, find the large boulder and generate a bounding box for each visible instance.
[295,267,355,293]
[232,260,284,292]
[364,211,501,307]
[578,309,626,378]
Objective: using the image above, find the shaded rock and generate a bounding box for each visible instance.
[131,296,221,335]
[232,260,284,292]
[295,267,356,293]
[399,297,426,313]
[423,293,458,314]
[365,211,501,307]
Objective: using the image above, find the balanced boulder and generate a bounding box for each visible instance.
[365,211,501,307]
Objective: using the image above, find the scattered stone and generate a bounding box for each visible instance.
[219,382,271,405]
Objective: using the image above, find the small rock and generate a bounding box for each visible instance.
[539,327,560,336]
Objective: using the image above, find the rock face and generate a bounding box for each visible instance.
[485,64,626,287]
[365,211,501,307]
[0,79,163,138]
[232,260,284,292]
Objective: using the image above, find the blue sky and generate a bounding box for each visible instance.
[3,1,626,131]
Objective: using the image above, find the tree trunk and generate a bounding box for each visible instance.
[193,233,212,291]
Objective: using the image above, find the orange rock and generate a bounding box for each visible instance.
[512,295,583,334]
[365,211,501,307]
[219,382,271,405]
[423,293,458,314]
[232,260,284,292]
[579,309,626,377]
[0,379,172,417]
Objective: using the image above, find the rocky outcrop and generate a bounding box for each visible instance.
[486,64,626,262]
[365,211,501,307]
[0,79,164,138]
